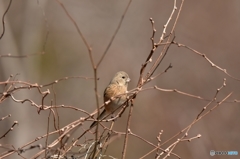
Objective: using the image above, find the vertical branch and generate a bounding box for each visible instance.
[137,18,157,87]
[147,0,178,78]
[37,0,49,54]
[45,108,52,158]
[121,101,133,159]
[170,0,184,34]
[0,0,12,39]
[91,69,100,157]
[158,0,177,43]
[54,1,101,157]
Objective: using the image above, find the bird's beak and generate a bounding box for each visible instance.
[126,78,131,83]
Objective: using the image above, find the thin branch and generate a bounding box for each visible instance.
[0,52,45,58]
[140,92,232,158]
[37,0,49,54]
[0,0,12,39]
[172,41,240,81]
[0,121,18,139]
[96,0,133,68]
[55,0,93,68]
[0,114,11,121]
[121,100,133,159]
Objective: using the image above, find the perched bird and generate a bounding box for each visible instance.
[90,71,130,128]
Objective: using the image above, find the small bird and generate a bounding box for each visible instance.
[90,71,130,128]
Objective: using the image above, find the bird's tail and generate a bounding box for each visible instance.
[90,109,107,128]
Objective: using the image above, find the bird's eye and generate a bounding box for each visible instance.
[122,76,125,79]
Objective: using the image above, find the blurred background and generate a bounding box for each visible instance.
[0,0,240,158]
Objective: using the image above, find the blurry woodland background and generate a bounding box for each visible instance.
[0,0,240,159]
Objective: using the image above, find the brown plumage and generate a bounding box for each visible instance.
[90,71,130,128]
